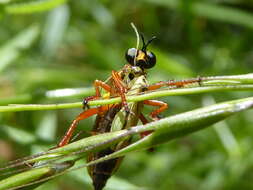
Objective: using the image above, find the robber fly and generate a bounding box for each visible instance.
[56,25,201,190]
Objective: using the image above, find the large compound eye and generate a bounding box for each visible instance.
[143,51,156,69]
[125,48,137,65]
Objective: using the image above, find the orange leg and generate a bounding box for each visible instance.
[143,100,168,120]
[148,77,202,91]
[94,80,111,97]
[139,113,153,138]
[139,113,154,152]
[57,106,109,147]
[83,80,112,109]
[139,100,168,138]
[59,71,128,148]
[139,113,149,125]
[111,70,129,113]
[58,75,124,148]
[82,96,97,109]
[85,71,129,113]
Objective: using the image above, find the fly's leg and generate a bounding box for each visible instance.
[57,106,109,147]
[58,108,99,147]
[111,70,130,114]
[82,96,96,110]
[140,78,200,136]
[147,77,202,91]
[58,80,112,148]
[143,100,168,121]
[138,100,168,147]
[83,80,112,110]
[139,113,153,138]
[94,80,112,97]
[139,102,167,136]
[139,113,155,152]
[139,113,149,124]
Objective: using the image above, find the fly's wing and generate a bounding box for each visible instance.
[87,105,121,177]
[87,74,148,189]
[87,105,123,190]
[111,75,147,132]
[100,75,148,179]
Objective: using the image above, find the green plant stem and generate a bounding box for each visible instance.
[1,96,253,190]
[83,96,253,168]
[0,161,74,190]
[1,85,253,112]
[1,73,252,112]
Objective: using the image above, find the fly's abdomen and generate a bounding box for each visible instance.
[88,106,122,190]
[89,148,118,190]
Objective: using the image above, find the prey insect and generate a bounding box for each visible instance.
[56,25,202,190]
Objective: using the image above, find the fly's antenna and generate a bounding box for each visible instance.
[140,33,146,51]
[131,22,140,65]
[141,35,156,52]
[146,36,156,48]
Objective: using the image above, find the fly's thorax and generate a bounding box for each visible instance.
[127,75,148,95]
[121,64,148,93]
[110,65,147,132]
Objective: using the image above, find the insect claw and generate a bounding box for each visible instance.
[150,114,162,121]
[82,98,90,110]
[197,75,202,86]
[83,96,98,110]
[152,117,159,121]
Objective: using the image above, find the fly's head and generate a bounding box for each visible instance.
[125,34,156,70]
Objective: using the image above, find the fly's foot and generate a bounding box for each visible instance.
[150,114,162,121]
[82,99,89,110]
[197,75,202,86]
[82,96,97,110]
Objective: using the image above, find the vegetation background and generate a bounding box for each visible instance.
[1,0,253,189]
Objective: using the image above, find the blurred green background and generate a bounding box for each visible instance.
[1,0,253,190]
